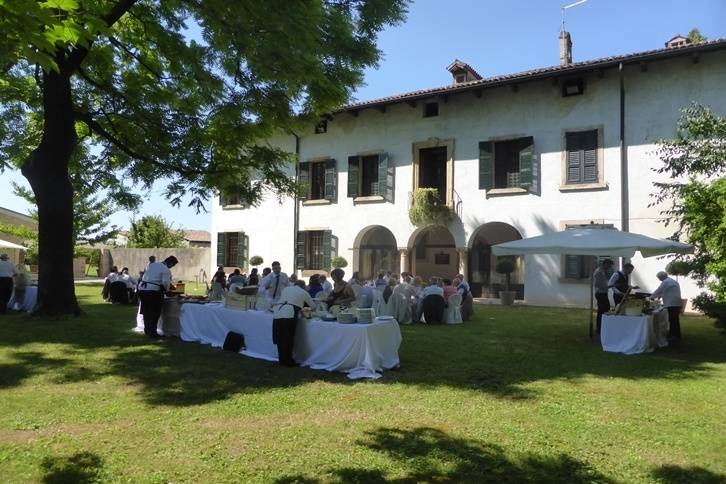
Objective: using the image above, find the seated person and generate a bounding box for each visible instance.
[119,267,137,303]
[102,266,119,300]
[374,272,387,291]
[419,277,445,324]
[442,278,457,301]
[228,268,247,285]
[326,268,356,307]
[382,278,397,304]
[212,266,227,289]
[307,274,324,298]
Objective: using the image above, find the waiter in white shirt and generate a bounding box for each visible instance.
[138,256,178,337]
[272,280,314,366]
[0,254,16,314]
[650,271,683,340]
[259,261,289,303]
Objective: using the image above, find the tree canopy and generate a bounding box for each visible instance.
[127,214,185,248]
[654,104,726,321]
[0,0,408,315]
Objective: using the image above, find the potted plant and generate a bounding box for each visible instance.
[495,258,517,306]
[249,255,263,269]
[330,256,348,270]
[666,259,691,312]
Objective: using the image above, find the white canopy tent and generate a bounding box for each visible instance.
[0,238,27,250]
[491,227,694,337]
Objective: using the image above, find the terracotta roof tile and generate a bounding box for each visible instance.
[338,38,726,113]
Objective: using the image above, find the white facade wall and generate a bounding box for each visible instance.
[212,49,726,308]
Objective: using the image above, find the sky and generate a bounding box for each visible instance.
[1,0,724,231]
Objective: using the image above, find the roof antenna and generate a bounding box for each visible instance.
[561,0,588,32]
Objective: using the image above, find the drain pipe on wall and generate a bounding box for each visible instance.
[619,61,629,234]
[292,131,301,275]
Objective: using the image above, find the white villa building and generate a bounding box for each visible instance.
[212,34,726,308]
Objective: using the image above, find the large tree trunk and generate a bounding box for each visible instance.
[21,70,80,316]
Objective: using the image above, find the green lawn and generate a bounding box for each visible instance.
[0,286,724,483]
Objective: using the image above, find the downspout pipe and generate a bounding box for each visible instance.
[619,62,629,234]
[292,131,301,274]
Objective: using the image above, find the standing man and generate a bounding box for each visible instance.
[593,259,614,334]
[259,261,289,303]
[0,254,16,314]
[138,256,178,338]
[609,262,634,305]
[650,271,683,340]
[272,280,314,366]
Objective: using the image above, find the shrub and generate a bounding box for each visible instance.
[249,255,263,267]
[692,292,726,328]
[666,260,691,279]
[331,256,348,269]
[408,188,453,227]
[495,258,516,291]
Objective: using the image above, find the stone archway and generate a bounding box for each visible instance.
[467,222,523,298]
[353,226,399,280]
[407,225,458,280]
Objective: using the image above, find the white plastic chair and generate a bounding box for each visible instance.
[445,293,463,324]
[391,293,411,324]
[376,292,395,317]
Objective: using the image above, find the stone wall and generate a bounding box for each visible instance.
[100,248,210,282]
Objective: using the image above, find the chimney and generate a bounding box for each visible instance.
[559,30,572,65]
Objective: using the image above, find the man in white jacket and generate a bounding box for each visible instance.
[651,271,683,340]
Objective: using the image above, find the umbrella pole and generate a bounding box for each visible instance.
[589,271,595,339]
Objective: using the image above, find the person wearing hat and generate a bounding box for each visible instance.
[593,258,615,334]
[0,254,16,314]
[650,270,683,340]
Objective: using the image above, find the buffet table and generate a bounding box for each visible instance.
[180,303,401,379]
[601,308,669,355]
[7,286,38,312]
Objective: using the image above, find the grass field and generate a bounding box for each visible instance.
[0,285,724,483]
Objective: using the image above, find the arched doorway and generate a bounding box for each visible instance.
[354,226,399,280]
[408,225,458,280]
[468,222,523,298]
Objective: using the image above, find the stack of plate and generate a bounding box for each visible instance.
[356,308,375,324]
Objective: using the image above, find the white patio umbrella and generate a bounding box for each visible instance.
[491,227,694,337]
[0,238,27,250]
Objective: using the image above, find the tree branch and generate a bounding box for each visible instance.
[63,0,140,75]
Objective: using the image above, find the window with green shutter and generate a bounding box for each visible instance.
[236,232,248,268]
[295,231,306,270]
[216,233,226,266]
[377,152,395,202]
[478,141,493,190]
[565,130,598,185]
[347,156,359,198]
[297,163,310,201]
[296,230,337,270]
[324,159,337,201]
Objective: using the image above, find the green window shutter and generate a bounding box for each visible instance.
[296,232,306,270]
[297,163,310,201]
[322,230,333,270]
[478,141,493,190]
[347,156,359,198]
[518,137,534,189]
[376,152,387,198]
[376,152,395,202]
[583,130,598,183]
[324,159,337,201]
[217,232,226,266]
[331,235,338,260]
[236,232,247,268]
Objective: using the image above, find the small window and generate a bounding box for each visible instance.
[315,120,327,134]
[423,102,439,118]
[455,74,466,84]
[565,130,598,185]
[225,233,239,267]
[296,230,337,271]
[562,78,584,97]
[360,155,379,196]
[562,224,614,279]
[306,231,325,270]
[309,161,326,200]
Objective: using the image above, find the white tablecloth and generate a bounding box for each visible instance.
[601,309,669,355]
[8,286,38,312]
[180,303,401,379]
